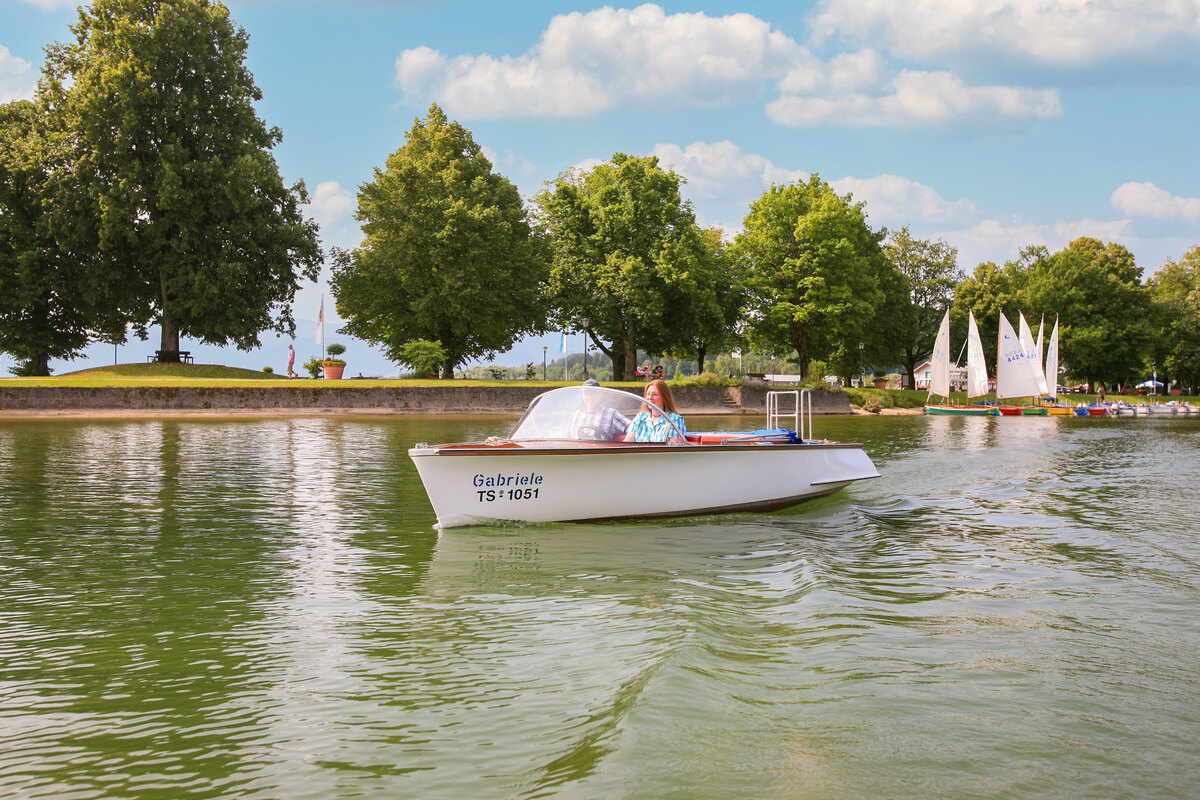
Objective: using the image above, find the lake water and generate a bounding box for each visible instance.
[2,412,1199,799]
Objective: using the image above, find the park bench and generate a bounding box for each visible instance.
[148,350,194,364]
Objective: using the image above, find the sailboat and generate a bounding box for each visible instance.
[994,310,1048,415]
[925,308,992,415]
[1044,316,1075,415]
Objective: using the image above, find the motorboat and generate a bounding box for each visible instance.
[409,386,880,528]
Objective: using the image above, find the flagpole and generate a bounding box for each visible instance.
[316,294,325,363]
[560,329,569,381]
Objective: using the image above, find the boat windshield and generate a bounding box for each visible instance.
[508,386,684,442]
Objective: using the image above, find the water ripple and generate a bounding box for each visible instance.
[2,415,1199,798]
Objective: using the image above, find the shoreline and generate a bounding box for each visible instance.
[0,384,877,418]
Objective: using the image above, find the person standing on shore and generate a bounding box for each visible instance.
[287,344,297,378]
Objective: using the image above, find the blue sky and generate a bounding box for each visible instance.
[3,0,1199,376]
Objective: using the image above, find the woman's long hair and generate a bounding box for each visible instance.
[643,379,678,414]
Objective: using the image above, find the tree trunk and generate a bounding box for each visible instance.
[622,334,637,381]
[31,352,51,377]
[441,358,455,379]
[158,316,180,360]
[791,324,810,379]
[611,318,630,380]
[158,270,180,360]
[903,349,918,390]
[695,346,707,375]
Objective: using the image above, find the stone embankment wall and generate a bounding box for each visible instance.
[0,385,852,415]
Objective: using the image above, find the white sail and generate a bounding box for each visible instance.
[1036,316,1045,369]
[997,312,1044,400]
[1045,316,1060,401]
[966,310,990,398]
[1018,311,1049,397]
[928,307,951,399]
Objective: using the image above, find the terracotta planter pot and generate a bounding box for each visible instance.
[873,379,888,389]
[323,363,345,380]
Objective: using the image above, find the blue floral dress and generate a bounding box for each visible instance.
[627,411,687,442]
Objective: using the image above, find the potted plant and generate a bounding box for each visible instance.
[323,343,347,380]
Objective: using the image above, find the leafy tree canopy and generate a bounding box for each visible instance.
[884,227,961,389]
[331,104,547,378]
[734,175,894,379]
[1146,245,1200,392]
[40,0,321,356]
[665,226,746,373]
[536,153,715,380]
[949,246,1044,375]
[1,101,108,374]
[1023,237,1151,386]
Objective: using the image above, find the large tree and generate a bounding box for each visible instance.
[537,153,712,380]
[950,247,1042,376]
[666,227,745,373]
[0,100,119,374]
[1146,246,1200,393]
[1023,238,1152,388]
[331,104,546,378]
[885,227,961,389]
[734,176,894,379]
[40,0,321,359]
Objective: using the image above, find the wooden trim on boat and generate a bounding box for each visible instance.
[413,440,868,456]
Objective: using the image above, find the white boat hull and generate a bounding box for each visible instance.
[410,442,880,528]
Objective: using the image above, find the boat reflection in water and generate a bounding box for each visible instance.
[409,386,880,528]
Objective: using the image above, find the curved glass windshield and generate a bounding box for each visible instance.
[508,386,684,442]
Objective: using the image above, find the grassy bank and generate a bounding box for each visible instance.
[2,363,647,389]
[9,366,1189,406]
[844,387,927,411]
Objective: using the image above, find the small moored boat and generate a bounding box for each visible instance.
[409,387,880,528]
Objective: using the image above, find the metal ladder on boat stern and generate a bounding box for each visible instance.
[767,390,812,442]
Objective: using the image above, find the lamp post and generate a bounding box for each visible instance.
[542,345,547,382]
[858,342,865,387]
[581,318,590,380]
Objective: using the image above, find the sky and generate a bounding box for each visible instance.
[3,0,1200,377]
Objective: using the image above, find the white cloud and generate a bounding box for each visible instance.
[394,5,1064,132]
[650,141,807,201]
[480,145,536,178]
[0,45,36,103]
[940,216,1134,269]
[767,68,1061,129]
[569,157,608,176]
[779,48,888,95]
[831,174,978,226]
[808,0,1200,70]
[395,3,804,118]
[304,181,357,247]
[15,0,76,9]
[1111,181,1200,223]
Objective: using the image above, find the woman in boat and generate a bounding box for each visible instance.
[623,379,687,443]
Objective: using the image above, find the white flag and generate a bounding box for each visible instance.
[315,295,325,347]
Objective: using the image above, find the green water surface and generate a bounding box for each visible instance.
[2,413,1198,799]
